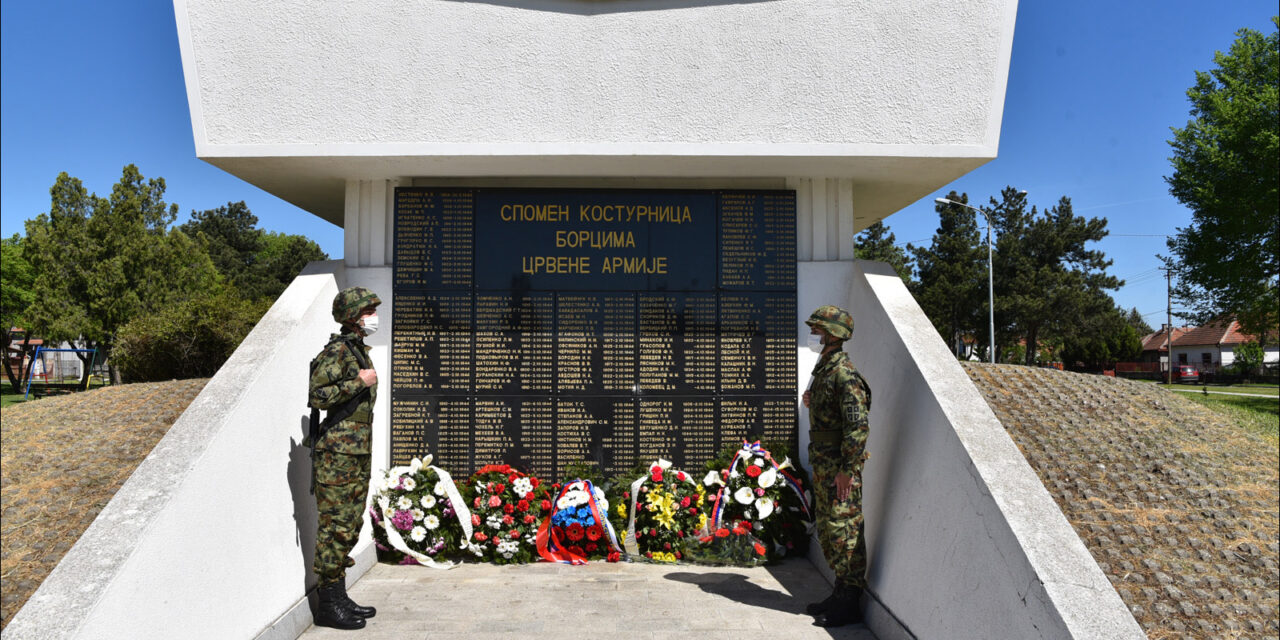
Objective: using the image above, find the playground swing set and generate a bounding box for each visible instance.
[22,346,100,399]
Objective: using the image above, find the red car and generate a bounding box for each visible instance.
[1174,365,1199,383]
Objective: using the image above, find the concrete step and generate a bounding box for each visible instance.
[300,558,877,639]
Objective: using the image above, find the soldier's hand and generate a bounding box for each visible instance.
[835,472,852,502]
[358,369,377,386]
[802,390,811,408]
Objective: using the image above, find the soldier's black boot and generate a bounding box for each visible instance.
[814,585,864,627]
[315,582,366,630]
[805,580,843,616]
[337,581,377,619]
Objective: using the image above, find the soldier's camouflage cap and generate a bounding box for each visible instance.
[805,305,854,340]
[332,286,382,324]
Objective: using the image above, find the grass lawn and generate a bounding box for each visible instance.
[1141,380,1279,396]
[1180,392,1280,441]
[1,379,109,409]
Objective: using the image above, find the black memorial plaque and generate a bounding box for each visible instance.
[555,293,636,394]
[474,293,555,394]
[391,293,472,393]
[392,187,798,475]
[719,191,797,290]
[638,293,717,394]
[394,190,474,290]
[718,293,797,394]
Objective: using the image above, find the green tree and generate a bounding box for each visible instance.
[992,188,1121,365]
[909,192,986,358]
[1124,307,1154,335]
[1060,300,1143,370]
[23,166,221,383]
[1231,340,1265,378]
[1,234,38,391]
[179,202,327,300]
[1165,18,1279,342]
[854,221,913,282]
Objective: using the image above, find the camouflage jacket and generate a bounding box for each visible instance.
[808,349,871,465]
[308,331,376,454]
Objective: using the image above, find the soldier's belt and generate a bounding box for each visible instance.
[809,429,843,445]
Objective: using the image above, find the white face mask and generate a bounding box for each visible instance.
[360,314,379,336]
[806,333,825,354]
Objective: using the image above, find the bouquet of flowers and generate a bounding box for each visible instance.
[536,480,622,564]
[619,459,707,563]
[463,464,552,564]
[704,441,812,563]
[682,518,769,567]
[370,455,472,567]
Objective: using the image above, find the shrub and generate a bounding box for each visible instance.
[112,291,268,382]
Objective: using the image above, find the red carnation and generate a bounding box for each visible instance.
[675,551,682,559]
[745,466,762,478]
[495,483,506,494]
[530,477,541,487]
[677,471,687,481]
[623,491,630,499]
[567,522,585,542]
[663,542,672,550]
[508,473,520,483]
[688,508,698,515]
[474,532,488,542]
[524,492,534,501]
[608,551,621,563]
[586,525,603,541]
[677,530,684,538]
[635,531,643,540]
[471,514,481,526]
[517,499,530,512]
[680,496,691,508]
[541,500,552,511]
[650,465,662,475]
[473,497,482,508]
[715,528,731,538]
[651,471,664,482]
[509,530,521,539]
[753,542,767,556]
[503,503,515,514]
[649,528,657,537]
[488,496,502,508]
[569,545,585,556]
[503,514,514,525]
[523,514,536,524]
[585,542,598,552]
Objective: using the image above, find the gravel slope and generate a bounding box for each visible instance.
[965,363,1279,640]
[0,379,208,629]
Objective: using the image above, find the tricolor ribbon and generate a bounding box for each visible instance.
[372,454,472,569]
[536,479,621,565]
[708,441,811,530]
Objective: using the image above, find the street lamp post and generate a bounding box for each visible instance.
[934,192,1026,364]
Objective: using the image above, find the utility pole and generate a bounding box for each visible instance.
[1165,267,1173,385]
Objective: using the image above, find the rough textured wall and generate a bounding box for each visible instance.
[182,0,1008,148]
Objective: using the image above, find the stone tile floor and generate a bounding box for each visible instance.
[301,559,876,639]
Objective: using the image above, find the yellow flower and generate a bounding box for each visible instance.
[615,503,627,519]
[698,513,708,531]
[656,500,678,528]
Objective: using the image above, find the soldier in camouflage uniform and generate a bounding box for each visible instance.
[308,286,381,630]
[802,305,871,628]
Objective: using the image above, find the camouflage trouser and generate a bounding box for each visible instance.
[809,444,867,589]
[314,449,371,587]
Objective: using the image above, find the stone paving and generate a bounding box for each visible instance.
[301,558,876,640]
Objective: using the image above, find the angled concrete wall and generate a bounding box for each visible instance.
[2,262,385,640]
[802,260,1145,639]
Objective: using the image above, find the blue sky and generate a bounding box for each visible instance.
[2,2,1275,329]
